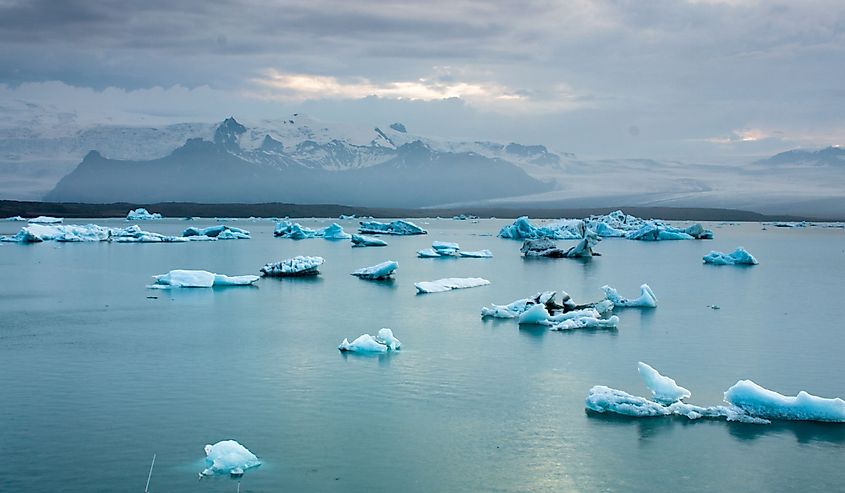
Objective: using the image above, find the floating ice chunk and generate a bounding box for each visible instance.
[637,362,691,404]
[498,216,585,240]
[126,208,162,220]
[317,223,352,240]
[351,234,387,247]
[590,222,628,237]
[601,284,657,308]
[724,380,845,422]
[459,249,493,258]
[432,241,460,251]
[517,304,552,325]
[4,216,26,221]
[417,248,448,258]
[624,222,713,241]
[359,219,427,235]
[338,328,402,353]
[585,210,647,233]
[0,223,198,243]
[415,277,490,294]
[28,216,63,224]
[550,315,619,330]
[586,386,672,417]
[683,223,714,239]
[352,260,398,280]
[520,231,600,258]
[201,440,261,477]
[273,220,317,239]
[480,298,533,318]
[149,270,259,288]
[183,225,250,239]
[703,247,758,265]
[260,256,324,277]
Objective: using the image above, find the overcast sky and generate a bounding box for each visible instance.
[1,0,843,161]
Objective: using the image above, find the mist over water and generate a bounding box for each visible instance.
[0,219,843,491]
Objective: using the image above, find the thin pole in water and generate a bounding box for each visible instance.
[144,454,156,493]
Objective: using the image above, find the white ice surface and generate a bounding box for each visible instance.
[415,277,490,294]
[338,328,402,352]
[724,380,845,422]
[602,284,657,308]
[126,208,162,220]
[260,256,324,276]
[201,440,261,476]
[351,260,398,280]
[637,362,691,404]
[150,270,259,288]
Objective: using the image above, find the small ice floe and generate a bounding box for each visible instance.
[260,256,324,277]
[274,220,317,239]
[351,234,388,247]
[182,225,250,240]
[724,380,845,422]
[459,249,492,258]
[638,362,691,404]
[339,214,356,220]
[352,261,398,280]
[483,290,616,330]
[703,247,758,265]
[318,223,352,240]
[28,216,63,224]
[200,440,261,477]
[4,216,26,221]
[601,284,657,308]
[126,208,162,220]
[415,277,490,294]
[550,315,620,331]
[498,216,585,240]
[520,230,600,258]
[585,363,845,424]
[148,270,259,288]
[338,328,401,353]
[358,219,427,235]
[418,241,493,258]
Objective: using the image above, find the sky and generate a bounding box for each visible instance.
[1,0,844,161]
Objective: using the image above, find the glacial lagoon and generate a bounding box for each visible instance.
[1,218,844,491]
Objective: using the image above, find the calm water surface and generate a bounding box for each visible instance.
[1,218,844,492]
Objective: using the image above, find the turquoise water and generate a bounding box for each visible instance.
[1,218,844,492]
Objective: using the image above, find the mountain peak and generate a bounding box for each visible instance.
[214,117,247,151]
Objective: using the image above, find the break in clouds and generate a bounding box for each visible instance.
[1,0,844,159]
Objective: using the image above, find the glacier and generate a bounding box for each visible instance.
[201,440,261,477]
[351,234,388,247]
[415,277,490,294]
[338,328,402,353]
[359,219,427,235]
[638,362,691,404]
[352,261,398,280]
[260,256,324,277]
[126,208,162,220]
[182,225,250,240]
[601,284,657,308]
[703,247,759,265]
[724,380,845,422]
[149,270,259,288]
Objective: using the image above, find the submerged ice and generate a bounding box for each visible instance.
[201,440,261,477]
[338,328,402,353]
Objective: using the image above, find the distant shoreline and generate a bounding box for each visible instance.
[0,200,829,222]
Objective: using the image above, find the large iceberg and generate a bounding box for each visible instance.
[318,223,352,240]
[520,230,600,258]
[201,440,261,477]
[28,216,63,224]
[260,256,324,277]
[126,208,162,220]
[498,216,585,240]
[415,277,490,294]
[724,380,845,422]
[352,261,398,280]
[338,328,402,353]
[274,220,317,239]
[183,225,250,239]
[625,222,713,241]
[638,362,691,404]
[149,270,259,288]
[359,219,427,235]
[703,247,758,265]
[0,223,196,243]
[351,234,388,247]
[601,284,657,308]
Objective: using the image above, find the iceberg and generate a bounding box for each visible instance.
[149,270,259,288]
[183,225,250,239]
[0,223,198,243]
[638,362,691,404]
[4,216,26,221]
[318,223,352,240]
[338,328,402,353]
[585,210,647,234]
[274,220,317,239]
[520,230,600,258]
[703,247,758,265]
[351,234,387,247]
[459,249,493,258]
[724,380,845,422]
[415,277,490,294]
[498,216,585,240]
[601,284,657,308]
[260,256,324,277]
[482,290,609,319]
[126,208,162,220]
[201,440,261,477]
[358,219,427,235]
[417,248,450,258]
[550,315,619,330]
[516,304,618,330]
[352,260,398,280]
[28,216,63,224]
[624,222,713,241]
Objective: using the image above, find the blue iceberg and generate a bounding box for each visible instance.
[351,234,388,247]
[149,270,259,288]
[126,208,162,220]
[352,261,398,280]
[260,256,324,277]
[338,328,402,353]
[201,440,261,477]
[358,219,427,235]
[703,247,758,265]
[183,225,250,239]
